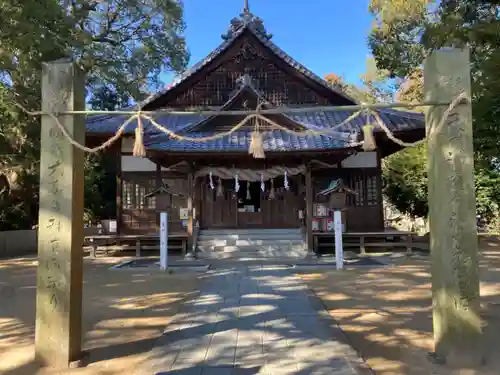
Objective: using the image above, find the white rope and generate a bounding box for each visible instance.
[11,92,471,156]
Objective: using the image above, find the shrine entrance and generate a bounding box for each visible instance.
[199,174,302,229]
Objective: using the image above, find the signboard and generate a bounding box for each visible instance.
[108,220,117,233]
[160,212,168,270]
[179,208,188,220]
[334,210,344,270]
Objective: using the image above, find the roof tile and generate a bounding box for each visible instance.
[145,130,355,152]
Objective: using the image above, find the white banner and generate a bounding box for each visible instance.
[160,212,168,270]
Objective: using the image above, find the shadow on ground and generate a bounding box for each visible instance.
[2,238,500,375]
[299,239,500,375]
[0,256,199,374]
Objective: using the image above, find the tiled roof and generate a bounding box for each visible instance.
[84,9,425,151]
[85,107,424,152]
[140,108,424,152]
[288,108,425,134]
[145,130,356,152]
[85,112,208,135]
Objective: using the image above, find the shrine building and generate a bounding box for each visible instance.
[85,5,424,256]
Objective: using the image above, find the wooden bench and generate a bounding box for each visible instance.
[313,231,415,255]
[85,233,188,258]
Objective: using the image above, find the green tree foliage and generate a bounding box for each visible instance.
[88,86,131,111]
[0,0,189,230]
[83,86,130,222]
[324,58,395,104]
[369,0,500,221]
[383,143,428,217]
[380,69,430,218]
[369,0,500,158]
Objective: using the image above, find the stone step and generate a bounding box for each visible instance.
[196,248,308,260]
[198,233,303,241]
[197,239,304,247]
[196,228,306,260]
[197,244,306,253]
[199,228,302,235]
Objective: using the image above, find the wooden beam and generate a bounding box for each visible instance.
[35,60,85,367]
[305,165,314,254]
[425,48,482,366]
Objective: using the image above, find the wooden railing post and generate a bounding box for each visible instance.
[305,165,314,256]
[424,47,482,366]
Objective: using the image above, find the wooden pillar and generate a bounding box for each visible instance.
[155,162,162,231]
[186,170,194,256]
[115,139,122,235]
[376,150,384,231]
[35,60,85,367]
[305,165,314,254]
[425,48,482,366]
[155,161,162,187]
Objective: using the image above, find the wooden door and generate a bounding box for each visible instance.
[200,178,237,228]
[261,177,302,228]
[236,181,263,228]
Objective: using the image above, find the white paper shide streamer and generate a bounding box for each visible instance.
[234,173,240,192]
[284,171,289,191]
[260,173,265,192]
[209,171,214,190]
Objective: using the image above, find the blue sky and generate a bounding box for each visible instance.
[161,0,373,86]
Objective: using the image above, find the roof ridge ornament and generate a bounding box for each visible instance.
[221,3,272,41]
[235,74,258,90]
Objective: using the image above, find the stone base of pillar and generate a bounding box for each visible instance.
[184,252,197,260]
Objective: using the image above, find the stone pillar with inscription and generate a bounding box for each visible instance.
[35,60,85,367]
[425,48,482,367]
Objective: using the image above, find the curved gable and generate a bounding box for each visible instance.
[142,12,355,110]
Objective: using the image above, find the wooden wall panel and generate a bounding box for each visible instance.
[120,172,188,234]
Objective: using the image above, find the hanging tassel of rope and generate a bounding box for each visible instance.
[132,114,146,157]
[248,106,265,159]
[362,109,377,151]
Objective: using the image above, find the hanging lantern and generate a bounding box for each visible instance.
[284,170,289,191]
[209,171,214,190]
[269,178,275,200]
[216,177,224,197]
[246,181,251,200]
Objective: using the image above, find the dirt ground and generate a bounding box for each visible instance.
[2,244,500,375]
[0,257,200,375]
[299,241,500,375]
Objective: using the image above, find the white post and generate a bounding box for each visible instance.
[160,212,168,270]
[334,210,344,270]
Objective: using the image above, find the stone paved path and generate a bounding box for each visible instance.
[142,265,369,375]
